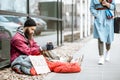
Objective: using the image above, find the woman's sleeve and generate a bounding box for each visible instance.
[109,0,115,10]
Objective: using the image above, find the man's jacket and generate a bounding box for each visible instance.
[10,27,41,63]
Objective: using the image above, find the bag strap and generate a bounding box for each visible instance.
[100,0,112,3]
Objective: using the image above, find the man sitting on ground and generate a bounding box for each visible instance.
[10,17,83,76]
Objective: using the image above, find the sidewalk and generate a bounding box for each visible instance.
[44,34,120,80]
[0,34,120,80]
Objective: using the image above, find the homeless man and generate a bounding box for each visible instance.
[10,17,82,76]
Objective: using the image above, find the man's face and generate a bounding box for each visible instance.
[24,26,36,39]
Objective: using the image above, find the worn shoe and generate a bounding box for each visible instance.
[105,51,110,62]
[98,56,104,65]
[67,55,73,62]
[78,54,84,66]
[71,54,84,66]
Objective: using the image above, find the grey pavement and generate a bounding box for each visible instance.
[43,34,120,80]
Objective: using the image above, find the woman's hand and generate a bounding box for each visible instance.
[102,0,110,8]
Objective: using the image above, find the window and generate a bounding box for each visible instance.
[0,0,27,13]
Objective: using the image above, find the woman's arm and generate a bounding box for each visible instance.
[102,0,115,10]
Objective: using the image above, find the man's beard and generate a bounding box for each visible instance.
[24,29,33,40]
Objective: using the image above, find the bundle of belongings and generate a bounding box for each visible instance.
[11,50,84,76]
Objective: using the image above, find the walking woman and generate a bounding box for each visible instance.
[90,0,115,65]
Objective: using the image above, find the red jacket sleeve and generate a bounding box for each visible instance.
[13,39,41,55]
[29,39,43,52]
[29,39,39,48]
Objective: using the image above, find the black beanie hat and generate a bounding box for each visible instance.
[24,17,36,27]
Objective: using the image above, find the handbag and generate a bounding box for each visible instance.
[114,9,120,33]
[114,17,120,33]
